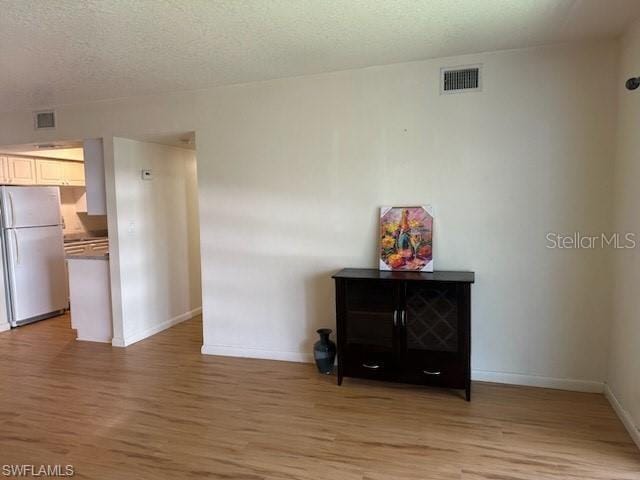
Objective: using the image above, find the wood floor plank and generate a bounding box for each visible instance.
[0,315,638,479]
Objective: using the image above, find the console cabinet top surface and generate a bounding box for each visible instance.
[332,268,474,283]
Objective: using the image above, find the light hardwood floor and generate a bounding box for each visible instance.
[0,315,638,479]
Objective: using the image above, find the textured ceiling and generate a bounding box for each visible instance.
[1,0,640,113]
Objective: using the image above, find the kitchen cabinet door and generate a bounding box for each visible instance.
[83,138,106,214]
[0,156,8,184]
[35,159,65,185]
[63,161,85,186]
[7,156,36,185]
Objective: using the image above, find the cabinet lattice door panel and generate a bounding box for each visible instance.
[405,283,458,352]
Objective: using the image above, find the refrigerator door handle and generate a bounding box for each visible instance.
[13,230,19,265]
[8,192,15,227]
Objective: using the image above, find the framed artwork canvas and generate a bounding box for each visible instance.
[379,206,433,272]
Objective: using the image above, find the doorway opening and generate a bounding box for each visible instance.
[0,132,202,350]
[0,140,107,336]
[109,132,202,348]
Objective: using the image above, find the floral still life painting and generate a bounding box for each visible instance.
[379,206,433,272]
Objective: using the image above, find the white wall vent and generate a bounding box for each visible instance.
[33,110,56,129]
[441,65,482,94]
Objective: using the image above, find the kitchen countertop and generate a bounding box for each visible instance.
[66,252,109,260]
[64,237,108,245]
[64,237,109,260]
[64,231,108,243]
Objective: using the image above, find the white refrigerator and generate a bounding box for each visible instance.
[1,186,67,327]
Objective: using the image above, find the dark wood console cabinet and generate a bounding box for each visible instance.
[333,268,475,400]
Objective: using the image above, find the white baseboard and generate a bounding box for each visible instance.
[472,369,603,393]
[198,346,604,394]
[76,336,111,343]
[604,384,640,450]
[112,307,202,348]
[201,344,314,363]
[0,322,10,333]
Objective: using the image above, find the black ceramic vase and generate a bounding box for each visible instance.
[313,328,336,374]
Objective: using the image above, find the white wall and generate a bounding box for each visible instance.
[608,19,640,446]
[198,42,617,388]
[59,187,107,235]
[110,138,201,346]
[0,41,618,389]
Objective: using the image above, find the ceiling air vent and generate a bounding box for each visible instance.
[441,65,481,94]
[33,110,56,129]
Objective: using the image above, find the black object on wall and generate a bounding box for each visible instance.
[626,77,640,90]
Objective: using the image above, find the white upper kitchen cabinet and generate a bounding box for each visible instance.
[36,159,85,186]
[0,156,8,184]
[35,159,65,185]
[62,161,85,186]
[83,138,107,215]
[6,156,36,185]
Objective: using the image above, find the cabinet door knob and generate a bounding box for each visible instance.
[362,363,381,369]
[401,310,406,327]
[423,370,441,376]
[393,310,398,326]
